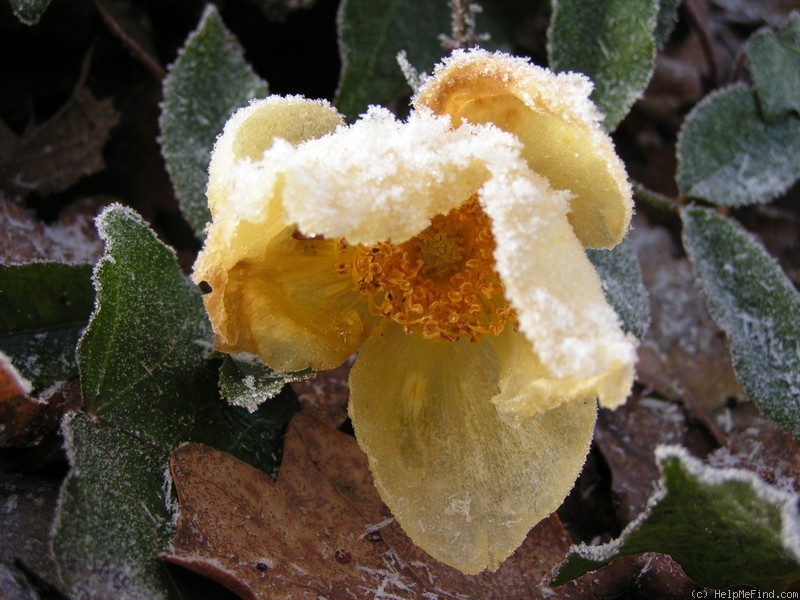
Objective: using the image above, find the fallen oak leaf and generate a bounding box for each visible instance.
[165,413,592,599]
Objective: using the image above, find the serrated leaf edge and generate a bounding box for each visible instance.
[546,0,660,131]
[553,445,800,577]
[675,83,800,205]
[680,206,800,438]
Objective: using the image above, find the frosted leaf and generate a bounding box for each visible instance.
[548,0,660,131]
[7,0,51,25]
[53,205,298,598]
[746,13,800,122]
[676,84,800,206]
[335,0,451,120]
[681,207,800,438]
[219,353,308,413]
[160,5,269,238]
[587,239,650,340]
[553,445,800,590]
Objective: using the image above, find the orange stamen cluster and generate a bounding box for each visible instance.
[348,197,512,341]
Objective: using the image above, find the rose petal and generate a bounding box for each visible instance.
[348,322,597,573]
[251,106,526,245]
[212,232,373,371]
[415,48,632,249]
[193,97,361,369]
[478,166,636,409]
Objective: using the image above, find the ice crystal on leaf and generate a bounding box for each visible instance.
[192,49,637,573]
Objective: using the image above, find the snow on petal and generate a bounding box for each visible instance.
[415,48,633,249]
[478,165,637,410]
[236,106,525,245]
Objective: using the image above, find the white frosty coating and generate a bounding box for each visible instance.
[415,48,603,126]
[561,445,800,565]
[206,94,342,223]
[230,106,527,245]
[396,50,426,93]
[478,167,636,400]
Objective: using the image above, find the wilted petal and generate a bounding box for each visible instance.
[348,322,597,573]
[206,95,345,227]
[415,48,632,249]
[193,97,372,370]
[488,325,633,419]
[478,167,636,410]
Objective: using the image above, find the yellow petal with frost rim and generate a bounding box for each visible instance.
[488,325,633,420]
[204,95,344,233]
[478,166,636,410]
[415,48,632,249]
[348,322,597,573]
[194,97,374,370]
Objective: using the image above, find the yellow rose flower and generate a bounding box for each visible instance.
[192,49,637,574]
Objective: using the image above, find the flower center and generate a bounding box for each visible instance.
[347,197,512,341]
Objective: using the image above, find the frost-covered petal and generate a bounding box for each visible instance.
[251,106,526,245]
[488,325,633,419]
[348,322,597,573]
[478,167,636,410]
[206,95,344,229]
[415,48,632,249]
[193,96,373,370]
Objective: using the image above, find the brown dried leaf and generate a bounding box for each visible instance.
[0,88,119,198]
[292,360,351,429]
[0,197,105,265]
[0,378,81,447]
[706,400,800,493]
[0,352,30,402]
[631,220,743,415]
[587,554,701,599]
[0,471,64,596]
[595,392,697,524]
[165,413,592,599]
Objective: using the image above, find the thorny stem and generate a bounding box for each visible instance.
[439,0,489,50]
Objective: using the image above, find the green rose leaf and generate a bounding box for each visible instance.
[588,239,650,340]
[160,5,269,239]
[547,0,660,131]
[219,353,309,414]
[654,0,680,50]
[681,207,800,438]
[53,205,298,599]
[676,84,800,206]
[335,0,451,121]
[552,446,800,590]
[746,12,800,122]
[7,0,51,25]
[0,263,94,389]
